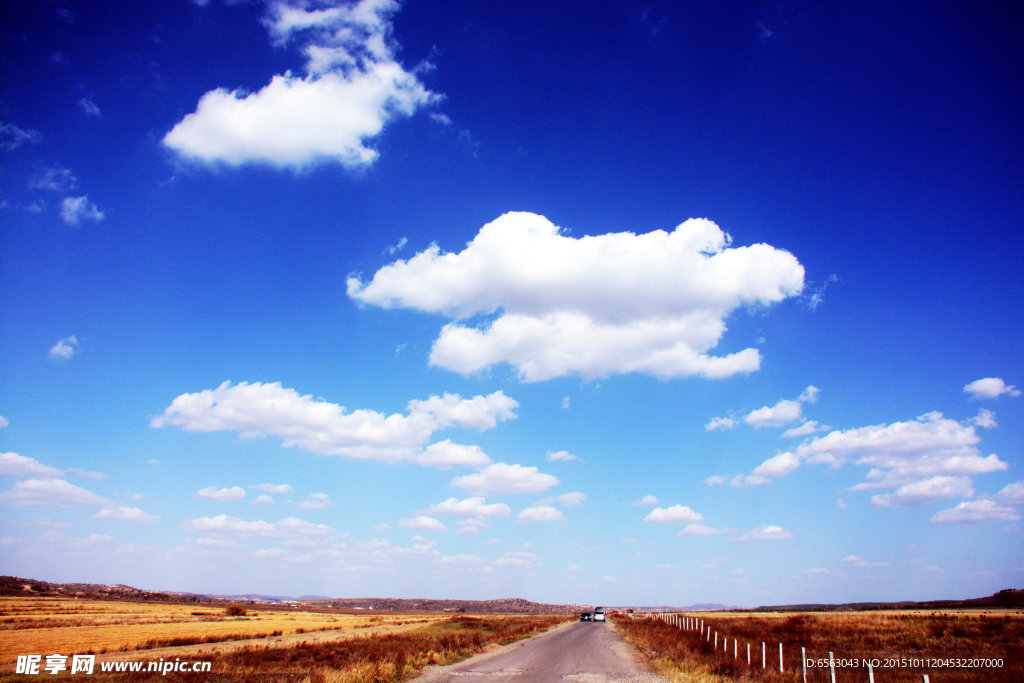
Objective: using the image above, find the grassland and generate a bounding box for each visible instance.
[0,597,568,681]
[615,610,1024,682]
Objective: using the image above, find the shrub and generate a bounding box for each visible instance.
[224,604,248,617]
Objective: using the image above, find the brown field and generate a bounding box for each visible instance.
[0,597,569,681]
[615,610,1024,682]
[0,597,438,660]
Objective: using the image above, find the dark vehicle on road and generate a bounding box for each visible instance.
[579,612,592,621]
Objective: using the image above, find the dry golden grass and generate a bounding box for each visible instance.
[618,610,1024,682]
[0,597,439,663]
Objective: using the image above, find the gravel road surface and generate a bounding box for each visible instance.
[416,620,667,682]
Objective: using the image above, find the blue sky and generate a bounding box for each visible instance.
[1,0,1022,607]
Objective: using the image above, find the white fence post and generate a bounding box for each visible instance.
[801,646,806,683]
[829,651,836,683]
[734,638,738,659]
[868,661,875,683]
[780,642,784,672]
[762,642,766,669]
[747,642,751,666]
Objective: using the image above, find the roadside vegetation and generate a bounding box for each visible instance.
[1,597,568,681]
[614,611,1024,682]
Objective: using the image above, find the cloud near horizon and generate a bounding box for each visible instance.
[163,0,437,169]
[348,212,804,381]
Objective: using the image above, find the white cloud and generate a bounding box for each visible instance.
[93,505,160,522]
[420,497,510,519]
[996,481,1024,505]
[30,166,78,192]
[78,98,101,116]
[546,450,578,462]
[841,555,888,568]
[704,416,736,431]
[798,385,821,403]
[152,381,516,466]
[718,412,1007,504]
[970,409,997,429]
[544,491,586,507]
[0,478,108,508]
[744,399,802,428]
[48,335,79,360]
[252,494,275,505]
[517,505,564,523]
[870,475,974,507]
[631,494,659,506]
[0,416,7,428]
[930,499,1021,525]
[297,493,334,510]
[677,523,729,536]
[964,377,1020,400]
[398,515,446,531]
[643,504,704,525]
[0,121,41,150]
[183,514,332,539]
[164,0,436,169]
[731,525,793,542]
[195,486,246,501]
[251,483,293,494]
[781,420,827,438]
[0,453,62,478]
[348,212,804,382]
[451,462,559,495]
[60,196,105,225]
[561,396,571,410]
[416,440,491,469]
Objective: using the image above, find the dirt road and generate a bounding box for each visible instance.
[417,620,667,682]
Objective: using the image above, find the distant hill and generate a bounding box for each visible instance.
[0,576,581,614]
[752,589,1024,612]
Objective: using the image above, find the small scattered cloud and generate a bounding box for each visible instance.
[643,504,703,525]
[451,463,559,495]
[705,416,736,431]
[398,515,446,531]
[60,196,105,225]
[0,121,41,150]
[0,416,8,429]
[1,453,62,478]
[842,555,888,568]
[386,236,408,255]
[252,494,275,505]
[546,450,578,462]
[964,377,1019,400]
[48,336,79,360]
[744,399,803,428]
[184,514,332,539]
[930,499,1020,525]
[194,486,245,501]
[871,475,974,507]
[251,483,293,495]
[77,98,101,116]
[561,396,571,410]
[297,492,333,510]
[29,166,78,193]
[0,478,108,508]
[677,523,731,537]
[731,525,793,543]
[543,491,586,507]
[781,420,827,438]
[421,496,510,520]
[517,505,564,523]
[631,494,659,507]
[93,505,160,522]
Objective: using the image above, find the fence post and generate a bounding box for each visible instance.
[829,651,836,683]
[734,638,738,659]
[780,642,784,672]
[923,677,930,683]
[747,642,751,666]
[714,632,718,649]
[868,661,874,683]
[762,642,766,669]
[801,646,806,683]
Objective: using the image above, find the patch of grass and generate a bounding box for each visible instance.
[615,613,1024,683]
